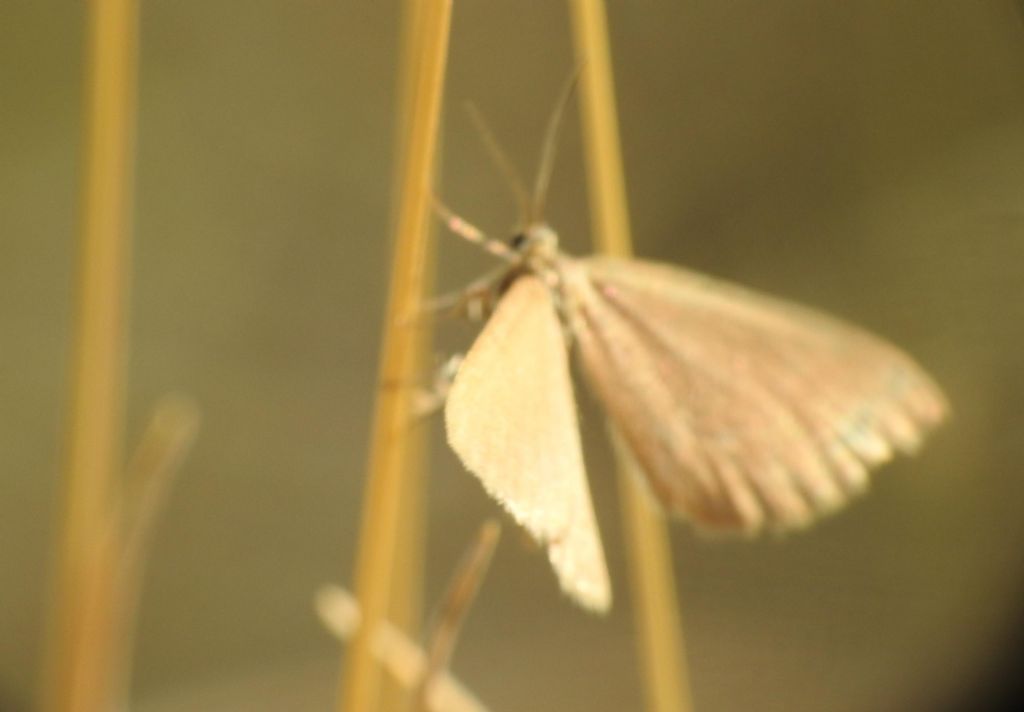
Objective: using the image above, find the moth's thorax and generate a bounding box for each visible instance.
[513,221,560,272]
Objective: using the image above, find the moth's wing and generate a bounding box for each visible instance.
[445,275,611,612]
[567,256,948,533]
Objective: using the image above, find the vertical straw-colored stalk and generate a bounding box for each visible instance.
[42,1,138,711]
[338,2,453,711]
[379,3,436,708]
[567,2,694,711]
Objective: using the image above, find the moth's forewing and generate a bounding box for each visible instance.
[445,275,611,611]
[565,256,948,533]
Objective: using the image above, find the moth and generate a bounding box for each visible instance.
[433,81,948,613]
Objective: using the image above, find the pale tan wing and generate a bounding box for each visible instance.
[564,256,948,534]
[445,275,611,612]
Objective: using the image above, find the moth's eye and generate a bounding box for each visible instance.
[509,233,527,250]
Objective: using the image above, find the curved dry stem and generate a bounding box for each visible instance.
[112,396,201,707]
[413,520,501,712]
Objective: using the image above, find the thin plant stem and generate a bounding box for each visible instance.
[338,2,453,711]
[567,1,695,711]
[318,587,491,712]
[413,520,501,712]
[380,2,437,709]
[41,1,139,711]
[610,430,694,712]
[113,396,201,708]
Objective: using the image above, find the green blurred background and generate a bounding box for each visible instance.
[4,1,1024,710]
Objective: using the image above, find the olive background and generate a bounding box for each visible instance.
[3,2,1024,711]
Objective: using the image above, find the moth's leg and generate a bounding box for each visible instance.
[411,353,464,419]
[379,353,462,421]
[408,266,506,324]
[432,196,517,262]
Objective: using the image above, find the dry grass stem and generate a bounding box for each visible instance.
[112,396,201,706]
[120,397,201,572]
[380,2,442,709]
[42,1,139,710]
[338,2,453,711]
[568,1,694,710]
[610,430,693,712]
[413,520,501,712]
[318,586,491,712]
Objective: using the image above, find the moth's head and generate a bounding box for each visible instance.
[466,70,579,262]
[509,222,559,259]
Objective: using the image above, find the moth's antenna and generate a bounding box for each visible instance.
[531,66,583,223]
[464,102,531,226]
